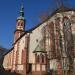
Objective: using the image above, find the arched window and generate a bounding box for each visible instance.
[63,16,71,32]
[41,54,44,63]
[35,53,37,62]
[37,54,40,63]
[17,22,20,26]
[16,50,18,64]
[21,50,26,64]
[63,16,72,42]
[63,16,74,57]
[21,22,23,26]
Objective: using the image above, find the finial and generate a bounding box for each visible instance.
[17,0,24,20]
[20,0,24,17]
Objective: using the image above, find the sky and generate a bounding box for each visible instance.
[0,0,75,49]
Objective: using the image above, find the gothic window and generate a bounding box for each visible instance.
[63,16,74,58]
[35,53,37,62]
[21,50,26,64]
[41,21,55,59]
[41,54,44,63]
[63,17,71,32]
[63,16,72,42]
[36,54,40,63]
[41,25,50,52]
[15,50,18,64]
[21,50,23,64]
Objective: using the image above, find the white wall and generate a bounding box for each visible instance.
[18,35,26,64]
[3,50,13,69]
[29,13,56,64]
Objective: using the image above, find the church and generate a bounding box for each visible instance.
[2,1,75,75]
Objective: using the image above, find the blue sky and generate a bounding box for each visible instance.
[0,0,75,49]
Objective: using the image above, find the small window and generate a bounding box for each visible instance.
[21,23,23,26]
[17,22,20,26]
[41,54,44,63]
[37,55,40,63]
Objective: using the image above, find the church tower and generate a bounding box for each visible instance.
[14,1,25,43]
[12,1,29,75]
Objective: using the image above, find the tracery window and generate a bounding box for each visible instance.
[63,16,73,53]
[41,21,55,59]
[63,16,74,70]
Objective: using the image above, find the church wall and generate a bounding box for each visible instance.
[29,16,56,64]
[29,12,63,63]
[16,35,26,70]
[18,35,26,65]
[71,22,75,56]
[3,49,13,70]
[29,16,59,75]
[12,33,29,72]
[12,43,18,70]
[29,11,75,71]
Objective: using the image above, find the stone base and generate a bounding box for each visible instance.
[32,71,47,75]
[11,70,23,74]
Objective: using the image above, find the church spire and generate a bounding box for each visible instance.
[20,0,24,17]
[17,0,24,20]
[14,0,25,43]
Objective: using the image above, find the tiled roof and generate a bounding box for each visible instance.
[33,45,46,53]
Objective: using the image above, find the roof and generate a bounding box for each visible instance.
[26,6,75,33]
[17,16,25,20]
[3,47,14,56]
[33,45,46,53]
